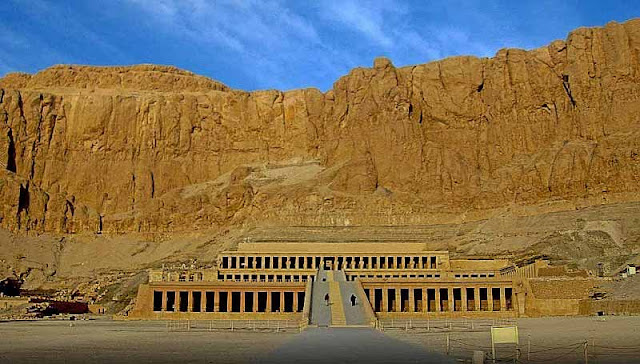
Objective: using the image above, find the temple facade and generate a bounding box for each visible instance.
[129,240,544,324]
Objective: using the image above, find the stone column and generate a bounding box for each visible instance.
[240,292,246,313]
[448,287,454,312]
[176,291,181,312]
[293,291,299,312]
[395,288,402,312]
[423,289,429,312]
[409,288,415,312]
[187,291,193,312]
[161,291,167,311]
[474,287,480,312]
[435,288,441,312]
[461,288,468,311]
[214,291,220,312]
[382,288,388,312]
[227,291,232,312]
[500,287,506,311]
[488,287,494,311]
[280,291,285,312]
[266,291,272,312]
[253,291,258,312]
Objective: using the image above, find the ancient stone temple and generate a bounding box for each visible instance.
[129,236,548,325]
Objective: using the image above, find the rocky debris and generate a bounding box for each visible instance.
[594,274,640,300]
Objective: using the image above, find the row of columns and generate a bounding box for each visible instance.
[218,273,311,282]
[153,290,304,313]
[365,286,512,313]
[221,255,440,270]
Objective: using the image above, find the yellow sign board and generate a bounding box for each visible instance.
[491,326,519,344]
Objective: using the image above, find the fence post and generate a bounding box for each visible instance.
[527,334,531,361]
[583,341,588,364]
[446,334,450,356]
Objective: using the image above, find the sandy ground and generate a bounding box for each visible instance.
[388,316,640,363]
[0,320,291,364]
[0,317,639,364]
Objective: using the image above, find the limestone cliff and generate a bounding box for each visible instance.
[0,20,639,235]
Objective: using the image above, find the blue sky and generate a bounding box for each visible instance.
[0,0,638,91]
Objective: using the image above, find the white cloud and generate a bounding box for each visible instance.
[321,0,396,48]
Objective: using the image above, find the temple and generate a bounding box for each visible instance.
[129,233,591,325]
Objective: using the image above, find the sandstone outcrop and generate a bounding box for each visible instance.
[0,19,639,236]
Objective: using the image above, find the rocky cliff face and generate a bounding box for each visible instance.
[1,20,639,236]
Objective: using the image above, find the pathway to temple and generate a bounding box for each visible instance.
[256,327,455,364]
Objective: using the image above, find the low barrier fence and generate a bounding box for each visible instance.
[378,318,516,332]
[166,319,303,332]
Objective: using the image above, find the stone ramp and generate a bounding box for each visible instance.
[339,280,370,326]
[310,269,372,327]
[256,327,455,364]
[309,268,331,327]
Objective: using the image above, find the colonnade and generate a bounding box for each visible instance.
[218,273,311,283]
[220,255,442,270]
[152,289,305,314]
[363,285,514,313]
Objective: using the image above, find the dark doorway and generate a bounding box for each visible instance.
[388,289,396,312]
[192,291,201,312]
[466,288,475,311]
[505,288,513,310]
[245,292,254,312]
[219,292,228,312]
[439,288,448,311]
[413,288,422,311]
[271,292,281,312]
[453,288,462,311]
[231,292,241,312]
[297,292,305,312]
[166,292,176,312]
[256,292,266,312]
[374,289,382,312]
[284,292,294,312]
[153,291,163,311]
[479,288,488,311]
[400,289,409,312]
[205,292,215,312]
[179,291,189,312]
[492,288,501,311]
[427,289,436,312]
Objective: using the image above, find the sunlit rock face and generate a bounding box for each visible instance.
[0,19,639,235]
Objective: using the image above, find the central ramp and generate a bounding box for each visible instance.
[256,327,455,364]
[309,268,375,327]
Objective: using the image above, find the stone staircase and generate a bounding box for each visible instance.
[328,271,347,326]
